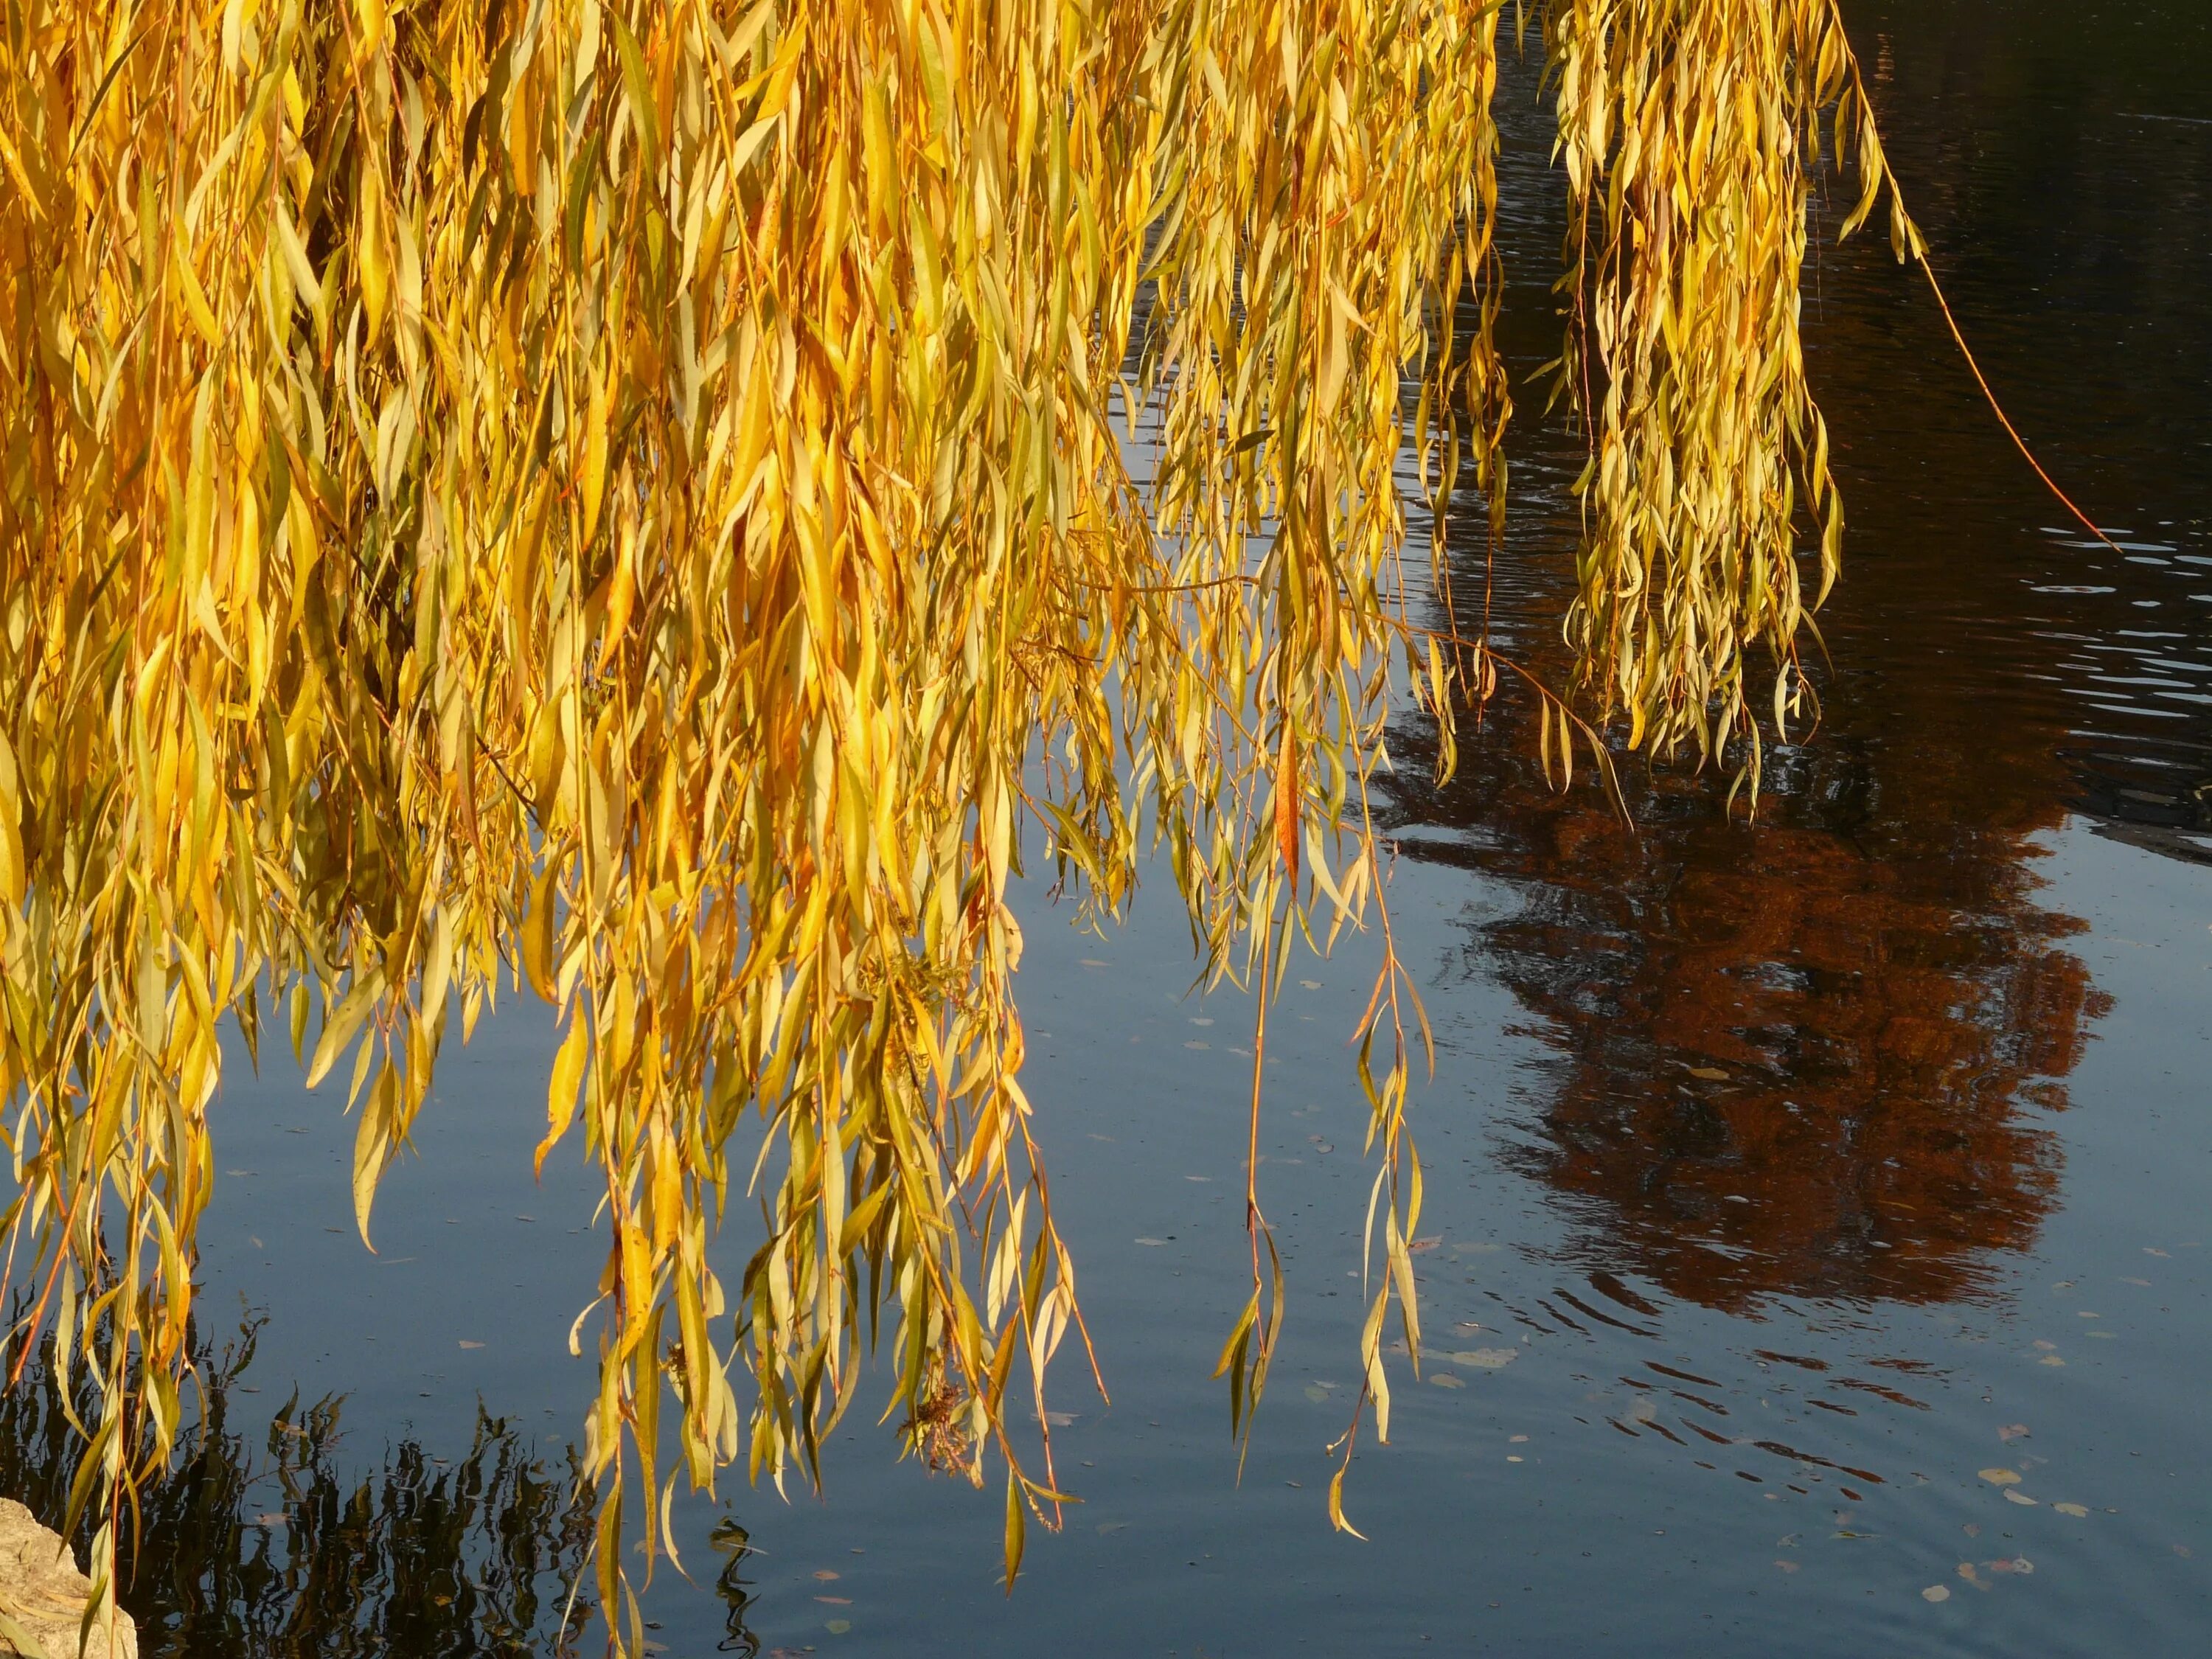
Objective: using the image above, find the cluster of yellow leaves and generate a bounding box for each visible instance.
[1545,0,1914,782]
[0,0,1911,1645]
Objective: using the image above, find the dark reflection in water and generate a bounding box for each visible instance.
[1413,766,2108,1310]
[1394,0,2208,1310]
[0,1313,609,1658]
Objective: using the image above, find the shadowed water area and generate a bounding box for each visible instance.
[7,0,2208,1652]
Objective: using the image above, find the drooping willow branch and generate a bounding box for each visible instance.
[0,0,2010,1649]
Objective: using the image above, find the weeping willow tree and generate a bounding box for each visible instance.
[0,0,2042,1647]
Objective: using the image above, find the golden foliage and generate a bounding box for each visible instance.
[0,0,1917,1644]
[1545,0,1914,780]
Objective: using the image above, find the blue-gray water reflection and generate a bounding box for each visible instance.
[18,1,2212,1654]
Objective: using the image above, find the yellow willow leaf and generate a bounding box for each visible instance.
[0,729,23,908]
[306,970,384,1091]
[168,235,223,347]
[618,1220,653,1355]
[352,1062,399,1249]
[522,862,559,1003]
[274,199,322,312]
[358,164,389,341]
[0,122,39,218]
[581,369,613,547]
[1004,1471,1026,1587]
[599,518,636,669]
[540,1017,589,1177]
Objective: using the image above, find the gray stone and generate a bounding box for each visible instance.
[0,1500,136,1659]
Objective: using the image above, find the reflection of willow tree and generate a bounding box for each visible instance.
[0,1313,603,1658]
[1464,773,2105,1308]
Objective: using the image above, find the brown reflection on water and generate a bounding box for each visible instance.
[1442,768,2108,1310]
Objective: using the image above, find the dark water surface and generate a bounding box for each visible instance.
[13,2,2211,1654]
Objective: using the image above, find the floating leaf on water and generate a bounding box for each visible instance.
[813,1571,841,1582]
[2003,1489,2039,1506]
[1997,1424,2031,1442]
[1134,1239,1169,1248]
[1922,1585,1951,1603]
[459,1340,485,1350]
[2053,1502,2090,1517]
[2039,1355,2067,1367]
[1687,1067,1729,1081]
[1304,1385,1331,1403]
[1978,1469,2023,1486]
[1430,1374,1465,1389]
[1452,1349,1520,1369]
[825,1620,852,1635]
[1408,1237,1443,1253]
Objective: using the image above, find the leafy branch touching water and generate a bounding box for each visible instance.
[0,0,2092,1649]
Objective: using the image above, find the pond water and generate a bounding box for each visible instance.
[9,1,2209,1654]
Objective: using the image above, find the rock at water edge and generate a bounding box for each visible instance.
[0,1500,137,1658]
